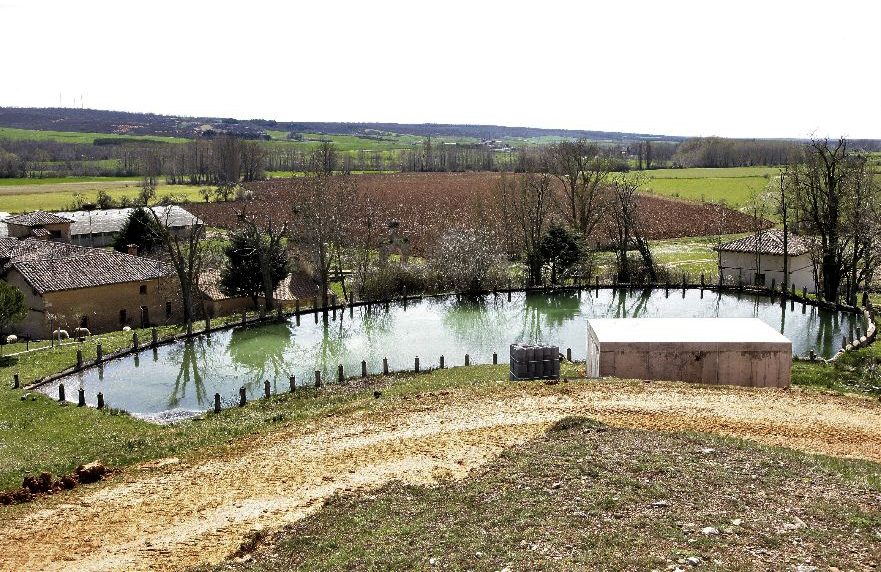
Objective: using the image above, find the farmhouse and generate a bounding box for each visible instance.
[0,237,182,338]
[0,206,201,247]
[199,269,328,316]
[714,230,817,293]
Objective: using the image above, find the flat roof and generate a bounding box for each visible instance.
[587,318,791,344]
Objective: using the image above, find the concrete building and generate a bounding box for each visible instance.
[715,230,816,293]
[0,237,182,338]
[586,317,792,388]
[0,206,201,247]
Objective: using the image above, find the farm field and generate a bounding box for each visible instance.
[190,172,770,254]
[637,166,779,207]
[0,180,205,212]
[0,126,185,145]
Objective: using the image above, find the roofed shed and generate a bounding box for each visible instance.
[586,318,792,388]
[714,230,816,292]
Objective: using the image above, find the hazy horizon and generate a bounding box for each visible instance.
[1,0,879,140]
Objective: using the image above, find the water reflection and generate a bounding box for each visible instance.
[51,290,866,416]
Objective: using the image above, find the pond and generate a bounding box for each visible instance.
[44,289,865,420]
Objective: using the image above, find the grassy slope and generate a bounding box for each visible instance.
[0,127,185,145]
[209,417,881,571]
[0,183,206,213]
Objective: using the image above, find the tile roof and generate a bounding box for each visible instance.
[3,211,73,226]
[2,239,173,293]
[714,230,813,256]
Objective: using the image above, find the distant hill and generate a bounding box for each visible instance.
[0,107,687,143]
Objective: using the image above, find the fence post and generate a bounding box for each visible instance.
[295,299,301,314]
[77,388,85,407]
[414,356,420,373]
[361,360,367,378]
[465,353,470,366]
[262,380,269,398]
[440,355,445,369]
[96,343,103,362]
[214,392,221,413]
[289,375,296,392]
[13,373,19,389]
[338,364,344,383]
[842,335,847,349]
[242,311,247,325]
[700,273,705,289]
[383,357,389,375]
[566,348,572,362]
[239,386,246,407]
[97,392,104,410]
[803,287,808,299]
[76,349,83,370]
[58,383,65,402]
[132,332,139,350]
[493,352,498,365]
[277,306,283,320]
[205,315,211,331]
[315,370,322,388]
[152,327,158,346]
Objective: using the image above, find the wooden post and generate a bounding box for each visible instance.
[465,353,470,366]
[96,343,103,362]
[264,380,271,398]
[76,349,83,370]
[843,335,847,349]
[383,357,389,375]
[13,373,19,389]
[132,332,139,349]
[507,289,511,302]
[338,364,344,383]
[289,375,296,392]
[414,356,420,373]
[242,311,247,325]
[493,352,498,365]
[809,349,816,361]
[239,386,246,407]
[214,393,221,413]
[331,294,337,307]
[277,306,283,320]
[296,313,301,326]
[566,348,572,362]
[186,321,193,336]
[97,392,104,410]
[58,383,65,402]
[205,316,211,331]
[78,388,85,407]
[152,327,158,346]
[315,370,322,388]
[803,287,807,299]
[295,299,301,314]
[771,278,776,292]
[700,273,705,288]
[439,355,445,369]
[361,360,367,378]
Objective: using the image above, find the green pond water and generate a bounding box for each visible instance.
[45,289,865,421]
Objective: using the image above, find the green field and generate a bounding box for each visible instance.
[637,166,780,207]
[0,127,185,145]
[0,181,206,212]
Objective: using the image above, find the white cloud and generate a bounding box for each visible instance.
[1,0,879,138]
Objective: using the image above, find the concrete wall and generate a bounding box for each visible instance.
[719,252,816,293]
[5,271,184,338]
[587,326,791,388]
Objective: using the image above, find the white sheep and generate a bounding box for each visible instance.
[52,329,70,340]
[73,328,91,338]
[5,335,17,344]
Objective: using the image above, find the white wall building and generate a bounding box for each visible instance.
[715,230,817,293]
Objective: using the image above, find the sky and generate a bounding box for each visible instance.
[1,0,880,139]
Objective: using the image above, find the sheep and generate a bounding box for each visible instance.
[5,335,17,344]
[52,329,70,340]
[73,328,91,339]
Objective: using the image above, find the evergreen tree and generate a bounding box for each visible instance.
[112,207,163,254]
[220,226,289,308]
[0,281,27,331]
[539,224,582,285]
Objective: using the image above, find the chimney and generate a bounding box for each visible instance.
[127,244,138,256]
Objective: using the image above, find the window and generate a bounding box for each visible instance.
[165,301,172,317]
[139,285,147,295]
[119,309,127,325]
[754,273,766,286]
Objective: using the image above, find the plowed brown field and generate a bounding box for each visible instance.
[189,172,767,253]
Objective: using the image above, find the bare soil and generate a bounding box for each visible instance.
[1,379,880,571]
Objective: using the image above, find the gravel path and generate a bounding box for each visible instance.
[2,380,880,572]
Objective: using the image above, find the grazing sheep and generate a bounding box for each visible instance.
[73,328,91,338]
[52,329,70,340]
[122,326,131,332]
[5,335,17,344]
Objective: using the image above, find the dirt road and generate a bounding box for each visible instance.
[2,380,881,571]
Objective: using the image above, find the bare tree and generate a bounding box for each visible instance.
[309,141,338,176]
[544,140,611,238]
[787,137,879,302]
[149,209,206,328]
[609,173,655,282]
[497,172,554,286]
